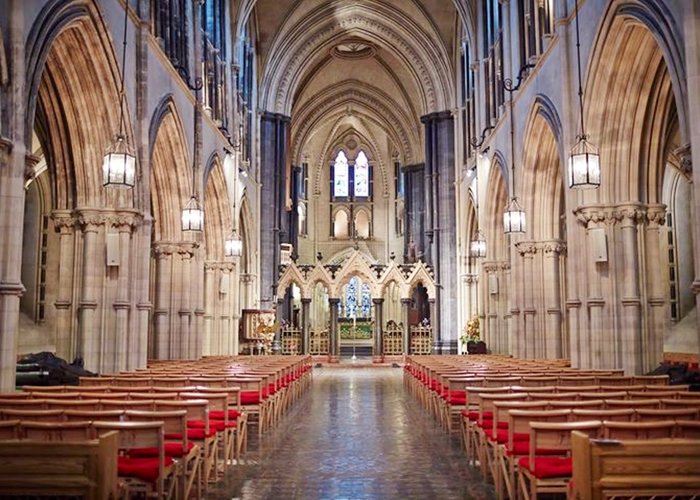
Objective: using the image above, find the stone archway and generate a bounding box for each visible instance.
[571,3,691,373]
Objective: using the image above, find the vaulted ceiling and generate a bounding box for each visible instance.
[245,0,471,180]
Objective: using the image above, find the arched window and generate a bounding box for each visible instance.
[333,151,349,198]
[340,277,372,319]
[354,150,369,197]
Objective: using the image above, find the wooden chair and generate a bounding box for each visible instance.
[571,432,700,500]
[156,398,218,489]
[0,419,20,439]
[0,430,119,499]
[64,409,125,422]
[21,420,92,441]
[603,420,676,439]
[517,420,602,500]
[635,407,698,421]
[0,398,47,410]
[124,409,202,500]
[1,409,64,422]
[571,408,635,422]
[93,420,177,499]
[100,399,155,412]
[674,419,700,438]
[45,398,101,411]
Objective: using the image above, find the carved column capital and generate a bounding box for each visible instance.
[574,205,608,227]
[646,203,667,227]
[152,242,178,259]
[542,240,567,256]
[51,210,77,235]
[108,210,143,232]
[515,241,538,257]
[76,210,105,233]
[464,273,479,285]
[615,203,645,227]
[482,261,501,273]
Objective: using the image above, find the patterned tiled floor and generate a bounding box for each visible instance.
[210,366,495,499]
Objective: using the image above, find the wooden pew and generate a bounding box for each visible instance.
[0,430,119,499]
[571,431,700,499]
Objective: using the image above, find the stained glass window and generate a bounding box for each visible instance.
[360,282,371,317]
[333,151,349,197]
[345,277,358,318]
[354,150,369,197]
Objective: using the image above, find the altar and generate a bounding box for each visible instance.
[338,318,372,340]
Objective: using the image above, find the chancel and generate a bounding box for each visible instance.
[1,0,699,498]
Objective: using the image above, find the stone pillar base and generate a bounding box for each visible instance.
[328,355,340,364]
[372,355,385,364]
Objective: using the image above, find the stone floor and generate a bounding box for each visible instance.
[209,366,495,500]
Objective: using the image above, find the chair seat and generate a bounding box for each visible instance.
[241,391,260,404]
[209,409,241,420]
[506,442,563,456]
[187,419,227,432]
[166,428,217,440]
[517,456,572,478]
[129,442,195,458]
[117,456,174,483]
[484,429,529,444]
[477,420,508,430]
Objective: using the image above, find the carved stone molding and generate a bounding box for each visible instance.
[107,210,143,232]
[51,210,77,235]
[673,144,692,177]
[76,210,106,233]
[240,273,257,284]
[152,242,179,258]
[0,136,12,164]
[515,241,538,257]
[205,261,235,272]
[482,261,502,273]
[542,240,567,256]
[646,204,667,227]
[575,203,652,228]
[463,273,479,285]
[24,153,40,182]
[0,281,25,296]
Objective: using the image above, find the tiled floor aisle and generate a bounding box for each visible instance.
[211,366,496,499]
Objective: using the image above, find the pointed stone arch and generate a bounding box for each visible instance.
[149,98,192,242]
[586,1,683,203]
[521,105,565,241]
[259,0,454,115]
[30,1,131,209]
[203,154,232,260]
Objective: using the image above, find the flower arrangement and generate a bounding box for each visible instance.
[460,315,480,345]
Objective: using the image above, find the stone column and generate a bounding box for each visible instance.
[328,298,340,363]
[203,262,217,355]
[133,216,153,370]
[373,298,384,362]
[682,2,700,350]
[77,211,102,373]
[273,296,284,354]
[482,262,501,354]
[259,112,291,308]
[421,111,457,353]
[301,298,311,355]
[429,298,441,353]
[645,205,667,372]
[51,211,76,360]
[219,263,234,356]
[401,298,411,355]
[618,204,644,375]
[152,243,175,359]
[516,242,537,358]
[177,245,195,359]
[543,240,565,359]
[575,207,607,369]
[111,212,139,373]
